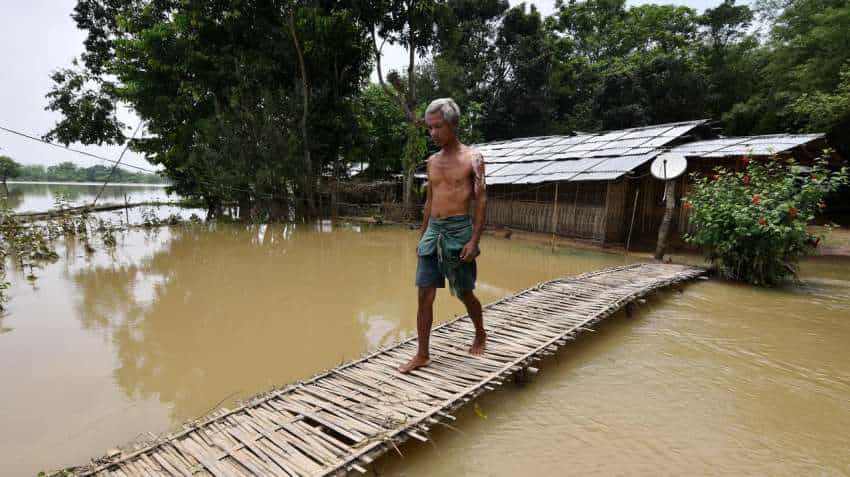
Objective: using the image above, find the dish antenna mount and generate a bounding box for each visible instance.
[651,152,688,181]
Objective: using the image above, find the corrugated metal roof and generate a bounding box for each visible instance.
[489,161,550,177]
[487,175,525,185]
[670,134,824,159]
[588,153,658,173]
[485,163,511,175]
[476,120,708,184]
[475,126,831,185]
[534,158,607,176]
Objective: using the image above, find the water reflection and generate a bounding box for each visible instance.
[6,182,173,213]
[68,223,637,422]
[0,216,653,475]
[1,188,24,210]
[70,224,414,420]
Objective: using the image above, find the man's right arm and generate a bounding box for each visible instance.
[419,159,432,239]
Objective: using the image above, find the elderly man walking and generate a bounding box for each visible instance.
[399,98,488,374]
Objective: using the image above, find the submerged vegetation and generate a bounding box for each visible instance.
[0,194,200,310]
[683,154,848,285]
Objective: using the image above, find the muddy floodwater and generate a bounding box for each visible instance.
[5,182,173,213]
[1,212,848,475]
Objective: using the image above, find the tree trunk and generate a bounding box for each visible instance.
[238,195,252,222]
[289,10,317,219]
[403,168,415,220]
[206,199,223,221]
[654,179,678,261]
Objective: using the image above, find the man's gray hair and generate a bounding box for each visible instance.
[425,98,461,130]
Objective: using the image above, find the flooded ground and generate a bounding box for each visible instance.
[5,182,173,213]
[375,258,850,476]
[0,198,848,475]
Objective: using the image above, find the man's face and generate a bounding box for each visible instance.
[425,111,455,148]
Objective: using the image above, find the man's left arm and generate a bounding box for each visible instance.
[462,151,487,262]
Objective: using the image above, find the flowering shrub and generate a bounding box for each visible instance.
[683,155,848,286]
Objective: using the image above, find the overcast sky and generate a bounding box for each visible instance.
[0,0,742,170]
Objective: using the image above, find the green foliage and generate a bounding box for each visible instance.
[44,66,127,146]
[790,65,850,134]
[352,84,408,177]
[0,156,22,184]
[47,0,374,215]
[401,124,428,172]
[43,0,850,206]
[488,3,554,139]
[421,0,847,154]
[0,197,202,309]
[724,0,850,153]
[683,155,848,285]
[458,101,485,145]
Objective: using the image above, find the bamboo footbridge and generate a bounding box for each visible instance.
[68,263,704,477]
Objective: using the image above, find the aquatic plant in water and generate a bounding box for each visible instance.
[0,199,204,308]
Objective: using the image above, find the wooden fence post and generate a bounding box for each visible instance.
[550,182,559,235]
[654,179,677,260]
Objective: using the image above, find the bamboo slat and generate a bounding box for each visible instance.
[58,263,703,477]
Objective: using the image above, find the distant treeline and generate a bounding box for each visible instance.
[15,162,165,184]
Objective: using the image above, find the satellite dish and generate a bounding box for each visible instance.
[651,152,687,180]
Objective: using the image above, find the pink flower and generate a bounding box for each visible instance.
[742,175,750,185]
[741,155,750,165]
[758,218,766,226]
[752,195,761,205]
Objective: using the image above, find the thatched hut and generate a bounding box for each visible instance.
[478,120,831,248]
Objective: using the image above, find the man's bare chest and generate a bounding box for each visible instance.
[430,162,472,189]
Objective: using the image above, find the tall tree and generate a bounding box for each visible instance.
[484,4,555,139]
[725,0,850,154]
[352,84,408,177]
[368,0,449,215]
[46,0,373,219]
[553,0,708,129]
[0,156,21,191]
[698,0,758,118]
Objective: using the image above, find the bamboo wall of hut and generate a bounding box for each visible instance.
[485,172,696,248]
[487,182,610,242]
[479,129,831,249]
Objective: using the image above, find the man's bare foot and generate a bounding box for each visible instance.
[398,354,431,374]
[469,333,487,355]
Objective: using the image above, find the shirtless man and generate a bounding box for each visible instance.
[398,98,488,374]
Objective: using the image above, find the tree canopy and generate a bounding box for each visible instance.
[0,156,22,186]
[45,0,850,216]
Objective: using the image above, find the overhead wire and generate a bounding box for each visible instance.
[0,123,279,201]
[2,121,626,207]
[0,124,160,175]
[92,120,145,206]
